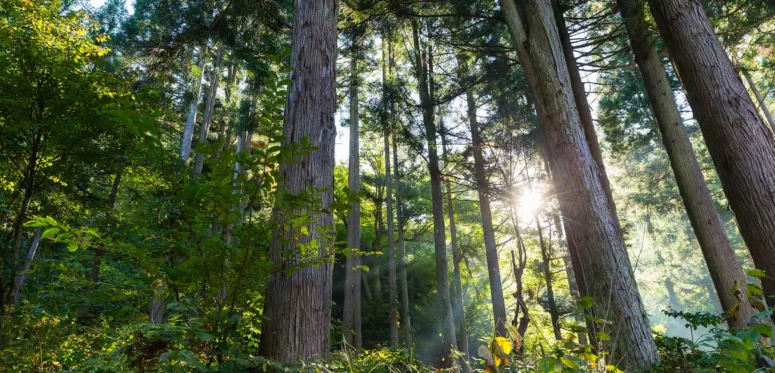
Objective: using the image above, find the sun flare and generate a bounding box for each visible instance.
[518,188,544,220]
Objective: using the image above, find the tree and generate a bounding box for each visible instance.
[259,0,338,363]
[498,0,658,369]
[616,0,755,327]
[647,0,775,305]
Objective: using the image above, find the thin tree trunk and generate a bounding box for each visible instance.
[617,0,755,328]
[258,0,338,363]
[551,0,615,209]
[382,35,399,348]
[90,167,124,282]
[442,130,469,368]
[460,59,509,338]
[648,0,775,307]
[393,133,412,347]
[372,194,383,299]
[742,69,775,135]
[14,228,42,304]
[343,37,363,351]
[411,19,457,368]
[181,47,208,161]
[194,46,224,177]
[536,216,561,341]
[389,32,412,348]
[499,0,657,369]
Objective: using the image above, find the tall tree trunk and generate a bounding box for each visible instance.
[382,35,399,348]
[372,194,383,299]
[14,228,42,304]
[193,46,224,177]
[742,69,775,135]
[442,130,469,368]
[461,60,509,338]
[411,19,457,368]
[617,0,755,328]
[389,32,412,348]
[259,0,338,363]
[647,0,775,307]
[343,38,363,351]
[499,0,657,369]
[180,47,208,161]
[536,216,561,341]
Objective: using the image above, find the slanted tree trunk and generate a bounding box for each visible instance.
[647,0,775,307]
[343,36,363,351]
[499,0,657,369]
[742,69,775,135]
[617,0,755,328]
[442,130,469,369]
[410,19,457,368]
[461,69,509,338]
[551,0,614,208]
[193,46,224,177]
[181,47,208,161]
[258,0,338,363]
[14,228,42,304]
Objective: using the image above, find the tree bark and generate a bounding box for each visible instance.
[411,19,457,368]
[461,61,509,338]
[499,0,657,369]
[193,46,224,177]
[180,47,208,161]
[258,0,338,363]
[617,0,755,328]
[343,38,362,351]
[647,0,775,307]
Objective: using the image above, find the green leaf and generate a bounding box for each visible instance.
[67,243,78,252]
[41,227,59,240]
[746,269,769,278]
[579,296,593,309]
[598,331,611,341]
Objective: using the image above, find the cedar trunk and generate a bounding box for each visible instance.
[617,0,755,327]
[258,0,338,363]
[647,0,775,305]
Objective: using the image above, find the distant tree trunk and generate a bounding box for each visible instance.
[442,131,469,368]
[181,47,207,161]
[461,60,509,338]
[617,0,755,328]
[389,32,412,348]
[648,0,775,307]
[393,133,412,347]
[343,37,362,351]
[382,35,399,348]
[372,193,383,299]
[258,0,338,363]
[536,216,561,341]
[742,69,775,135]
[193,46,224,177]
[14,228,42,304]
[411,19,457,368]
[90,167,124,283]
[499,0,657,369]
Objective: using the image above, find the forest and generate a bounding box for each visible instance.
[2,0,775,371]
